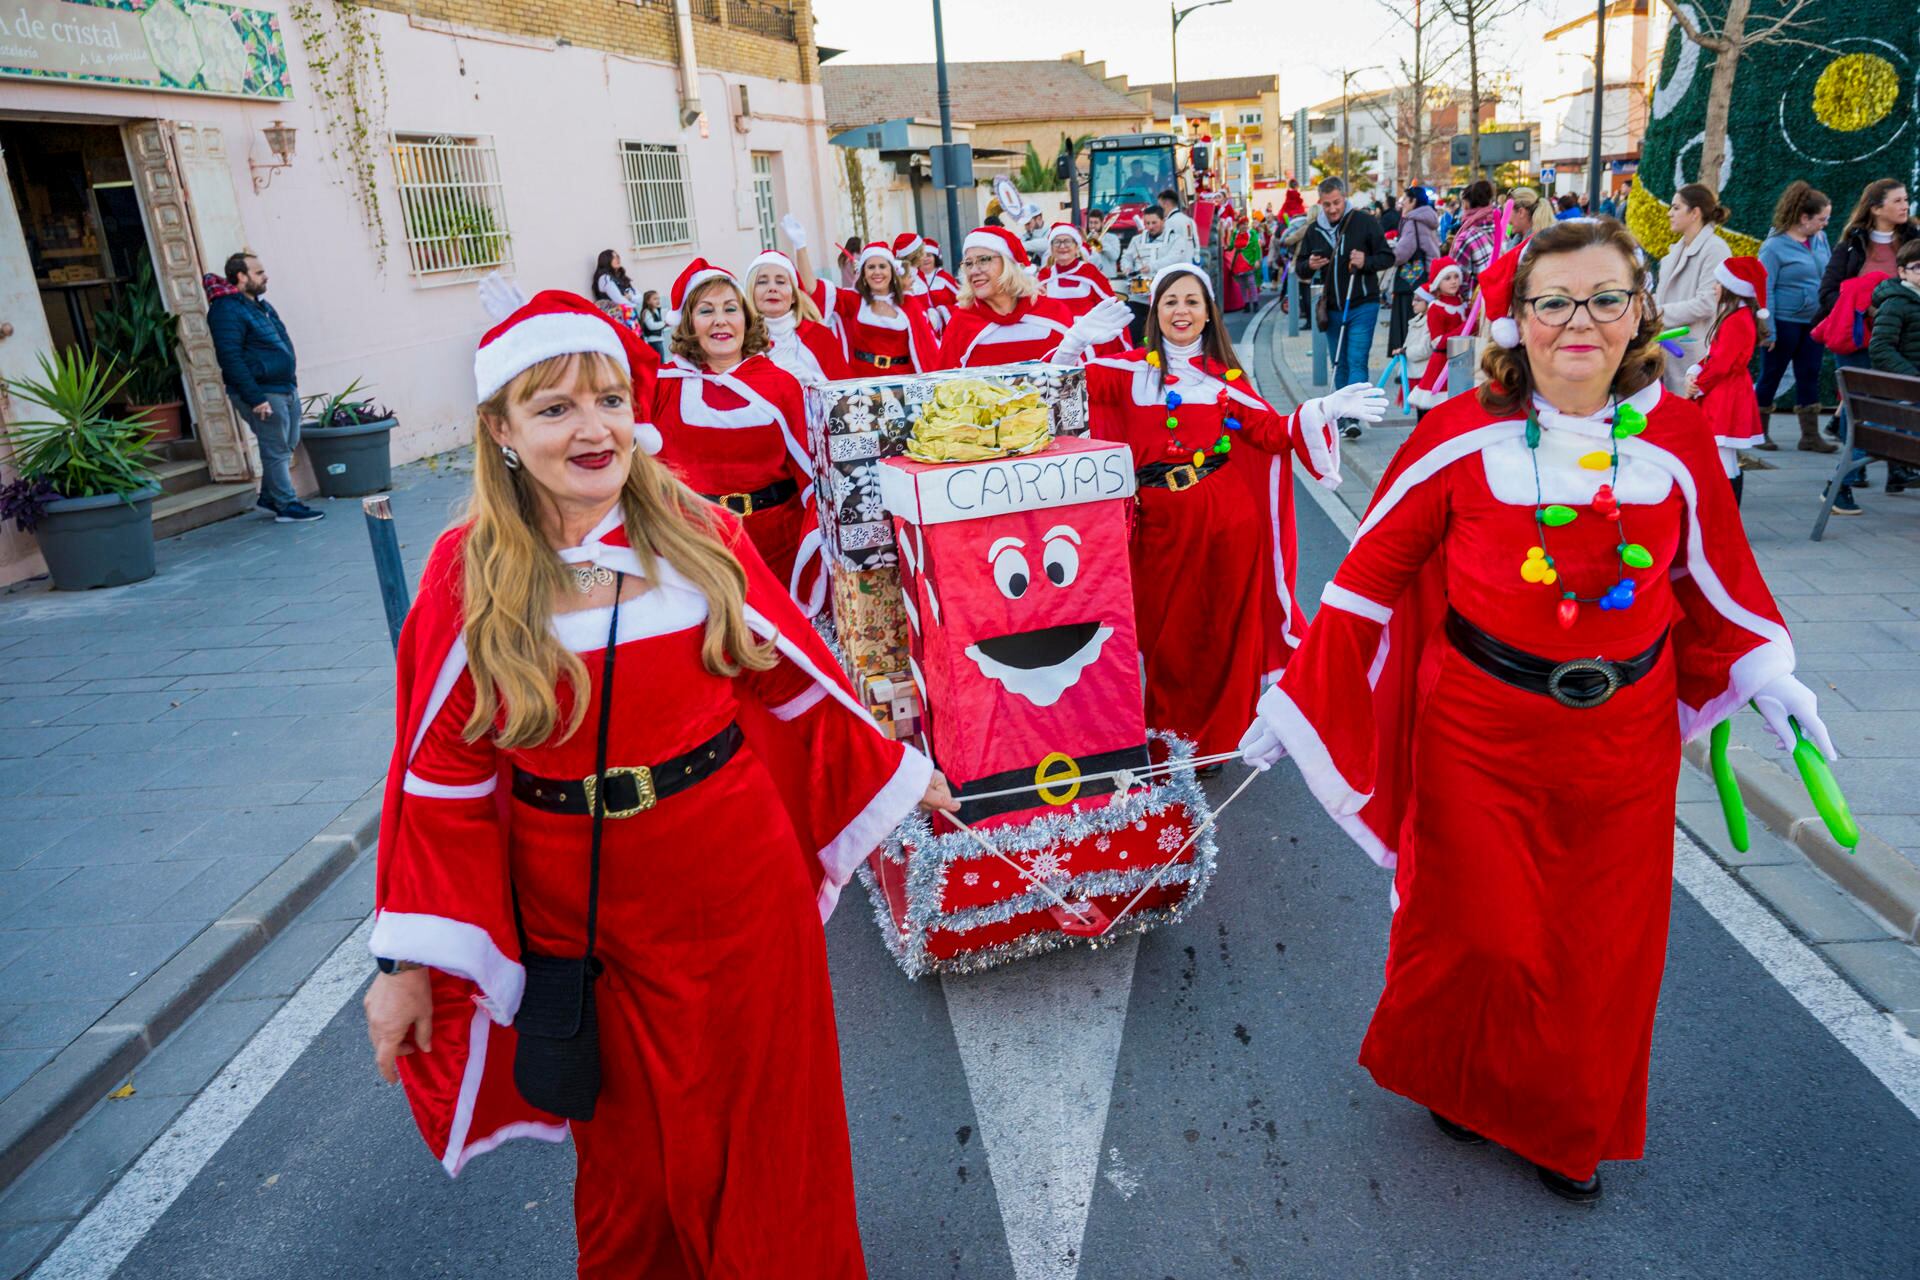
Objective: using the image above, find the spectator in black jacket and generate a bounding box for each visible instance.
[1294,178,1394,437]
[207,253,322,522]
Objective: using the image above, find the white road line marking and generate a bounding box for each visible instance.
[943,935,1139,1280]
[32,916,376,1280]
[1672,828,1920,1120]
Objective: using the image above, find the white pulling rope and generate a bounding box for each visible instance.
[1098,767,1263,938]
[944,810,1099,924]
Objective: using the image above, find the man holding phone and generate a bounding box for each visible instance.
[1293,178,1393,438]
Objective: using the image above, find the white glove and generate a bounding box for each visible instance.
[778,214,808,250]
[1238,717,1286,771]
[1313,382,1391,427]
[1751,674,1837,761]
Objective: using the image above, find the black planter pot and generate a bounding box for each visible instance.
[37,486,160,590]
[302,417,395,498]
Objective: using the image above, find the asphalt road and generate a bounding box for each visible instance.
[50,304,1920,1278]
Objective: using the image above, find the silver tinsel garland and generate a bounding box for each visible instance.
[857,731,1218,978]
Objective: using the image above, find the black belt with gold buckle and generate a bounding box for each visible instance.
[511,722,743,818]
[699,477,798,517]
[851,349,904,369]
[1445,609,1667,710]
[1137,456,1228,492]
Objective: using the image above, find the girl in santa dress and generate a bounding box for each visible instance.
[650,260,822,609]
[1083,262,1385,761]
[744,248,848,386]
[779,216,938,376]
[937,226,1132,368]
[1037,222,1126,325]
[363,289,956,1276]
[1405,257,1467,417]
[1683,256,1768,505]
[1239,217,1836,1204]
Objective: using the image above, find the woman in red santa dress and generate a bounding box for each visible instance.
[780,215,938,376]
[1084,262,1385,761]
[919,237,961,326]
[743,247,848,386]
[650,259,823,610]
[363,290,954,1276]
[1037,222,1126,327]
[1405,256,1468,417]
[938,226,1133,368]
[1238,217,1836,1203]
[890,230,950,333]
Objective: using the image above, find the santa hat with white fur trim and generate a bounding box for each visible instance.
[1479,240,1527,348]
[474,290,662,453]
[1414,256,1463,304]
[852,241,900,273]
[746,248,800,282]
[924,238,944,263]
[669,257,736,315]
[1047,222,1085,250]
[1714,256,1769,320]
[964,225,1031,269]
[891,232,925,261]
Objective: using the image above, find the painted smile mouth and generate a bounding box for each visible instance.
[964,621,1113,707]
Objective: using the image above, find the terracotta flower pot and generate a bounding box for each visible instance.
[127,399,186,443]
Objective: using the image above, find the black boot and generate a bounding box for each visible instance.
[1535,1164,1604,1204]
[1428,1109,1487,1144]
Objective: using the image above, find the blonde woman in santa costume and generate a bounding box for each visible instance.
[744,247,848,386]
[1037,222,1126,324]
[1085,261,1384,760]
[649,259,823,611]
[1239,217,1835,1204]
[780,215,938,376]
[937,225,1132,368]
[363,289,954,1275]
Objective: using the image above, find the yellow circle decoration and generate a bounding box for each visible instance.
[1812,54,1900,133]
[1034,752,1083,806]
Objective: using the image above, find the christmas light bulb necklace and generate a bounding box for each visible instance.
[1522,403,1655,629]
[1149,343,1243,465]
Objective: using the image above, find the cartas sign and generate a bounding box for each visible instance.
[879,435,1134,526]
[1,0,291,101]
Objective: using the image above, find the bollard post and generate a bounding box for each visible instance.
[1309,284,1329,388]
[362,494,411,652]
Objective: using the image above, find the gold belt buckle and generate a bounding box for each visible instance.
[720,492,755,516]
[871,353,897,369]
[1164,464,1200,492]
[582,765,656,818]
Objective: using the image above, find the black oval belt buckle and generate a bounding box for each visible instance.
[1547,658,1622,709]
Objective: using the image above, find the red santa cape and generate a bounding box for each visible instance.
[937,294,1099,367]
[1257,378,1795,1178]
[1085,345,1338,752]
[372,508,931,1180]
[810,277,939,375]
[1037,258,1122,316]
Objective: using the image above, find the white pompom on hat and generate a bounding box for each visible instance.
[474,290,662,453]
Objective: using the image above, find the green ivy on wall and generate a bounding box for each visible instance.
[289,0,389,268]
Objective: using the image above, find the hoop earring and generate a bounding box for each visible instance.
[500,444,522,471]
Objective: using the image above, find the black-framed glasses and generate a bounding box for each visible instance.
[1521,289,1638,327]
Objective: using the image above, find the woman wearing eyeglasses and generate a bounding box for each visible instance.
[1239,217,1833,1205]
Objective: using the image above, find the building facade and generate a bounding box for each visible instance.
[1132,74,1282,183]
[1530,0,1669,199]
[1,0,835,586]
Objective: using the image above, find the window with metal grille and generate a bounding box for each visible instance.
[390,133,513,277]
[751,153,778,252]
[621,142,694,249]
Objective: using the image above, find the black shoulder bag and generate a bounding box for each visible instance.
[511,575,622,1121]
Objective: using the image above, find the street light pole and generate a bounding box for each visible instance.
[1169,0,1232,134]
[1587,0,1607,210]
[931,0,962,248]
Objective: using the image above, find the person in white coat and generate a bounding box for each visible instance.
[1653,183,1735,393]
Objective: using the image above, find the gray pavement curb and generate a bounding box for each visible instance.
[0,786,381,1193]
[1269,338,1920,953]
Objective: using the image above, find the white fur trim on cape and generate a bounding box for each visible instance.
[440,1011,566,1177]
[369,911,525,1024]
[1321,582,1393,624]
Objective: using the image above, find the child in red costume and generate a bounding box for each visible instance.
[1684,254,1768,505]
[1406,256,1467,416]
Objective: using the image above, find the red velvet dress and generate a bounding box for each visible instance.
[1085,347,1337,756]
[652,353,820,609]
[373,512,930,1276]
[810,279,938,376]
[1690,307,1763,469]
[1258,381,1797,1180]
[936,296,1081,367]
[1407,295,1468,410]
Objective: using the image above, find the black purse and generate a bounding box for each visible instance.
[511,575,622,1122]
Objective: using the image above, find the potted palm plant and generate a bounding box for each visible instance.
[300,379,395,497]
[93,256,187,443]
[0,348,160,589]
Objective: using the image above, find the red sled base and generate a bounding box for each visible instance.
[856,732,1218,977]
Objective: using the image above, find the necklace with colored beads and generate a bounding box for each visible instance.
[1521,403,1655,629]
[1147,347,1244,464]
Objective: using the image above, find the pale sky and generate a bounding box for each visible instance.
[813,0,1604,118]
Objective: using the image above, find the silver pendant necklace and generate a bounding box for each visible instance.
[569,562,616,595]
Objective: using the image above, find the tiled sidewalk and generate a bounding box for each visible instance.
[0,454,470,1118]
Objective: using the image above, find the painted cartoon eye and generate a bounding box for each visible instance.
[991,545,1030,599]
[1042,536,1079,588]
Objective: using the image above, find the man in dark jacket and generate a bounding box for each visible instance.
[1293,178,1394,437]
[208,253,322,522]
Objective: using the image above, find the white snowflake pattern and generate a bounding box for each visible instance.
[1024,849,1067,882]
[1134,819,1148,832]
[1156,825,1185,853]
[1094,835,1112,853]
[962,871,979,886]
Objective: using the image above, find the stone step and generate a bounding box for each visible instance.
[153,458,212,497]
[152,482,259,540]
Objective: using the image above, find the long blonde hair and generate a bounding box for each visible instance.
[956,255,1039,309]
[463,351,776,749]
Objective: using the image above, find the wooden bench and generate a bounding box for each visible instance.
[1811,367,1920,540]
